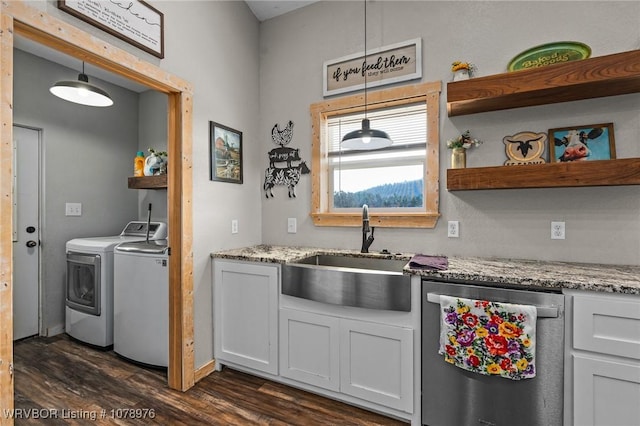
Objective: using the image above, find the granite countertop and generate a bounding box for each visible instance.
[211,244,413,264]
[211,245,640,295]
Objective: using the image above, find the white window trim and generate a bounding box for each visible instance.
[310,81,441,228]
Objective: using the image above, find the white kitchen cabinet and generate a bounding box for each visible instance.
[340,318,413,412]
[279,307,413,413]
[573,353,640,426]
[565,290,640,426]
[213,259,279,375]
[279,308,340,391]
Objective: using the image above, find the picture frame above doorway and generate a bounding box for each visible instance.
[58,0,164,58]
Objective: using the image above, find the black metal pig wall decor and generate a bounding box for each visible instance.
[264,121,310,198]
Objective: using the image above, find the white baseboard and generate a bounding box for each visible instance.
[45,323,65,337]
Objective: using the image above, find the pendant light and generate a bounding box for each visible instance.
[49,62,113,107]
[341,0,392,150]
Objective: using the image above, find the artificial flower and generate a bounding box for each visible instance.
[451,61,476,74]
[446,130,483,150]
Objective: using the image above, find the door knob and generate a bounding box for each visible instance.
[26,240,37,248]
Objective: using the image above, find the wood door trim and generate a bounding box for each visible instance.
[0,11,15,424]
[0,3,195,420]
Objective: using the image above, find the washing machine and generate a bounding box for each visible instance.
[65,221,167,347]
[113,240,169,368]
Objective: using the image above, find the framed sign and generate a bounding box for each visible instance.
[549,123,615,163]
[58,0,164,58]
[323,38,422,97]
[210,122,243,184]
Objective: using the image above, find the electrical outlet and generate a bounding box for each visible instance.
[231,219,238,234]
[65,202,82,216]
[448,221,459,238]
[287,218,297,233]
[551,221,565,240]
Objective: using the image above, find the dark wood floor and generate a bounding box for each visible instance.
[13,335,405,425]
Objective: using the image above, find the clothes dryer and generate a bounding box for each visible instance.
[65,221,167,347]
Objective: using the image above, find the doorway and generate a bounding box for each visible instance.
[12,125,41,341]
[1,2,195,415]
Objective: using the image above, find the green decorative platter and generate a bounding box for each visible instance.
[508,41,591,72]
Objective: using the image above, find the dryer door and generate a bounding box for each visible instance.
[66,252,101,316]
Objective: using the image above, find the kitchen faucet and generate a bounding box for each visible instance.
[361,204,375,253]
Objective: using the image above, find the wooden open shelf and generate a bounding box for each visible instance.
[127,175,167,189]
[447,158,640,191]
[447,49,640,116]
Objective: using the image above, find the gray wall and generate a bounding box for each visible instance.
[259,1,640,265]
[14,49,139,334]
[154,1,261,367]
[138,90,168,223]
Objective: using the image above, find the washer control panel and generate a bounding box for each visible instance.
[121,221,167,240]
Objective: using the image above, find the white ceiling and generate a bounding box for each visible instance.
[245,1,318,21]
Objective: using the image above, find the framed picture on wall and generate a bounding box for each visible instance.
[548,123,616,162]
[210,121,243,184]
[58,0,164,58]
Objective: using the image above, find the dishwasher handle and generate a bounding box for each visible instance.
[426,292,559,319]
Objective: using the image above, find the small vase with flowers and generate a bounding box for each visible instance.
[451,61,476,81]
[447,130,483,169]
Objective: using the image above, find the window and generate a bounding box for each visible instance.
[329,103,426,210]
[310,81,441,228]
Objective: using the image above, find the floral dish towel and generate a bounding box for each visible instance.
[438,295,537,380]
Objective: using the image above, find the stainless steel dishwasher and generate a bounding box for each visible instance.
[422,280,565,426]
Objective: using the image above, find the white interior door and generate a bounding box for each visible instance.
[12,125,40,340]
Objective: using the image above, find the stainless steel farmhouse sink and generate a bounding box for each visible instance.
[281,254,411,312]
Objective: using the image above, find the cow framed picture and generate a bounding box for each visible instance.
[210,121,243,184]
[548,123,615,162]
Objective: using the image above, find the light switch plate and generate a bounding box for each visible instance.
[287,218,297,233]
[231,219,238,234]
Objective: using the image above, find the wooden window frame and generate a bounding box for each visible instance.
[310,81,441,228]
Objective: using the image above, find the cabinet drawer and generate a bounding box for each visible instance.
[573,293,640,360]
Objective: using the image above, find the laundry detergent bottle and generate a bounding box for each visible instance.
[134,151,145,177]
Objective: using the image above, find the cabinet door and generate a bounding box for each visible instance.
[279,308,340,391]
[339,318,413,413]
[573,353,640,426]
[214,260,278,375]
[573,294,640,360]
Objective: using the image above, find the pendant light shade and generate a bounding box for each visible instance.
[341,0,392,150]
[341,118,392,150]
[49,63,113,107]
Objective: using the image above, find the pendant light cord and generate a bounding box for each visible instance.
[363,0,368,119]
